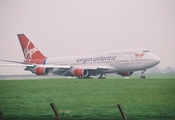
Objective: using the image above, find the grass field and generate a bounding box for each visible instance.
[0,74,175,120]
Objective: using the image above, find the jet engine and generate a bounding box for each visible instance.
[117,72,133,76]
[72,68,88,77]
[33,67,49,75]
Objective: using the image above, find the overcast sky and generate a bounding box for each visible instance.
[0,0,175,75]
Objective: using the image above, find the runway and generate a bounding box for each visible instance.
[0,74,65,80]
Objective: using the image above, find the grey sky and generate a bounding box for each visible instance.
[0,0,175,75]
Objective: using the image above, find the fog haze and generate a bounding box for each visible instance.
[0,0,175,75]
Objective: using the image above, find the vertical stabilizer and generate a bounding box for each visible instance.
[17,34,46,63]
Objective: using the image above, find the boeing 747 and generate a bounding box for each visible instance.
[0,34,161,79]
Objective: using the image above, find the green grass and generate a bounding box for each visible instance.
[0,75,175,120]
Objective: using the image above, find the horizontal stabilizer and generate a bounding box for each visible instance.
[0,59,29,64]
[0,63,34,67]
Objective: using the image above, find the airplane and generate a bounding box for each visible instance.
[0,34,161,79]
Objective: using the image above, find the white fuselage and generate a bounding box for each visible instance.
[45,49,160,75]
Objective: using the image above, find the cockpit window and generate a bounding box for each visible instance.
[143,50,149,52]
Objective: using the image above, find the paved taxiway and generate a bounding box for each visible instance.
[0,74,66,80]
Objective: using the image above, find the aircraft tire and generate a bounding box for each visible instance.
[140,75,146,79]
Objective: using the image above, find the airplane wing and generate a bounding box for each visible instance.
[0,63,71,69]
[51,65,115,76]
[0,59,113,69]
[0,59,70,68]
[70,65,112,70]
[0,59,115,76]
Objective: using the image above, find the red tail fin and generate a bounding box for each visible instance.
[17,34,46,64]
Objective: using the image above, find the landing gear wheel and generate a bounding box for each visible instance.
[77,77,82,79]
[140,70,146,79]
[98,74,106,79]
[84,76,93,79]
[140,75,146,79]
[77,76,93,79]
[98,77,106,79]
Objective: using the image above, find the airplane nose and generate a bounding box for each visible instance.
[155,56,161,64]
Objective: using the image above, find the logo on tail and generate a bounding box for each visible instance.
[23,41,39,61]
[17,34,46,63]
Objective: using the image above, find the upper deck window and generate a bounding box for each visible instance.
[143,50,149,52]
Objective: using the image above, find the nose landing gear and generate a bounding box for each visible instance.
[140,70,146,79]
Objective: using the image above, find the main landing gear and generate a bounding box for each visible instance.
[98,74,106,79]
[84,76,93,79]
[140,70,146,79]
[77,76,93,79]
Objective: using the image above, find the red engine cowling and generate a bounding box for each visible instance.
[117,72,133,76]
[33,67,49,75]
[72,69,88,77]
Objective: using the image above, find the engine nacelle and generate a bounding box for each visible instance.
[33,67,49,75]
[72,69,88,77]
[117,72,134,76]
